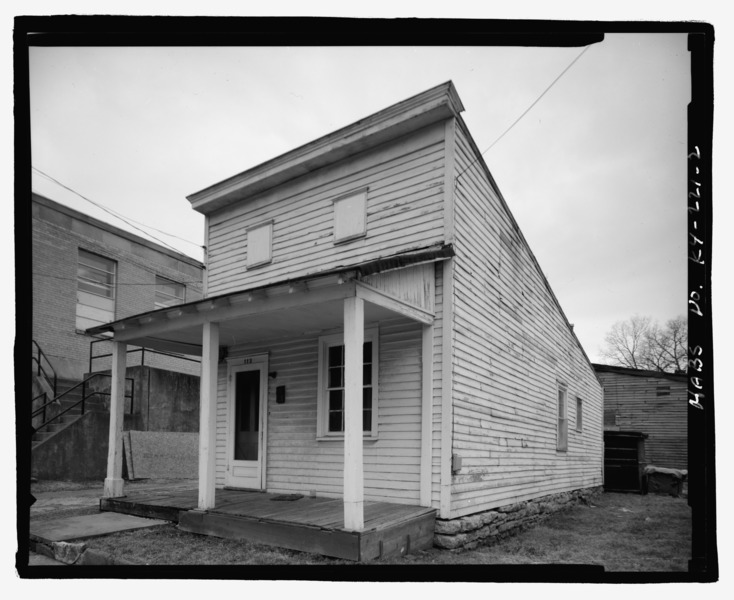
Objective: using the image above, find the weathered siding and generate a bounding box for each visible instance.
[447,118,603,518]
[596,370,687,470]
[206,122,446,295]
[214,318,426,504]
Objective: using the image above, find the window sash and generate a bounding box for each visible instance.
[318,330,378,437]
[325,341,373,433]
[155,276,185,308]
[78,250,115,299]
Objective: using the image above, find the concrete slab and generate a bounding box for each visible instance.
[30,511,168,543]
[126,431,198,479]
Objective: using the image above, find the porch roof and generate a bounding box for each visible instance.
[86,246,450,356]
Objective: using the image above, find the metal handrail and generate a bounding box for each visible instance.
[89,339,200,374]
[32,373,134,432]
[32,339,57,398]
[32,392,47,424]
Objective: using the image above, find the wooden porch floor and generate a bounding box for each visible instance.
[100,487,436,561]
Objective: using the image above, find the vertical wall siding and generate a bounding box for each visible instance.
[206,122,446,295]
[447,120,603,518]
[214,318,425,504]
[597,371,687,470]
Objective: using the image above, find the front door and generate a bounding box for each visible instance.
[226,357,267,489]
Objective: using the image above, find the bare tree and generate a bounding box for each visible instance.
[600,315,687,373]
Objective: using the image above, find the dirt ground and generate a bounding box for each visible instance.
[22,479,692,576]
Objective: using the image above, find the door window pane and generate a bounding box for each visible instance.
[234,370,260,461]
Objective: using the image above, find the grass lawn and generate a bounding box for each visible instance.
[81,491,690,571]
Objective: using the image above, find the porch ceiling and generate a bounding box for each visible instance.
[86,272,431,357]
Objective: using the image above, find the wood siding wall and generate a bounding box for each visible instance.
[214,318,427,505]
[597,371,687,470]
[206,122,447,295]
[447,119,603,519]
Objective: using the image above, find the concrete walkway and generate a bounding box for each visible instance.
[31,512,168,543]
[25,478,195,567]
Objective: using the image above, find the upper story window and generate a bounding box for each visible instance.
[155,276,186,309]
[333,189,367,244]
[247,221,273,268]
[76,249,116,331]
[78,249,116,299]
[317,329,378,438]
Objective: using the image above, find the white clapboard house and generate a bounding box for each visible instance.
[90,82,603,559]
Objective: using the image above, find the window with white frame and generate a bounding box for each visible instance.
[557,384,568,451]
[317,329,378,438]
[247,221,273,268]
[576,397,583,433]
[155,276,185,309]
[333,189,367,243]
[76,249,116,331]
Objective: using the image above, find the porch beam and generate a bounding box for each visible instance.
[198,321,219,510]
[355,281,434,325]
[343,296,364,531]
[113,281,357,343]
[104,342,127,498]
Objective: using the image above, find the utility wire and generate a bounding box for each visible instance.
[455,45,591,187]
[32,167,204,254]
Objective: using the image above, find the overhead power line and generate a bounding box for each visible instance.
[455,45,591,187]
[32,167,204,254]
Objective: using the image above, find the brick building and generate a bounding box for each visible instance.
[32,193,204,381]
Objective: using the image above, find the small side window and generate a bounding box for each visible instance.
[557,384,568,452]
[576,397,583,433]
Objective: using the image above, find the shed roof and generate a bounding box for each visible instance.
[592,363,687,382]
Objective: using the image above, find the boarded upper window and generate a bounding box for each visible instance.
[333,189,367,243]
[247,221,273,268]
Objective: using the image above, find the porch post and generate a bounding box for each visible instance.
[198,321,219,510]
[104,341,127,498]
[343,296,364,531]
[420,324,434,507]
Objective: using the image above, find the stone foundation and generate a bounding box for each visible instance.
[434,486,603,550]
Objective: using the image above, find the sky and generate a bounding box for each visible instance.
[27,33,691,364]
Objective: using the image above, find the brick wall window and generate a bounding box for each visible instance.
[155,276,186,309]
[76,249,116,331]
